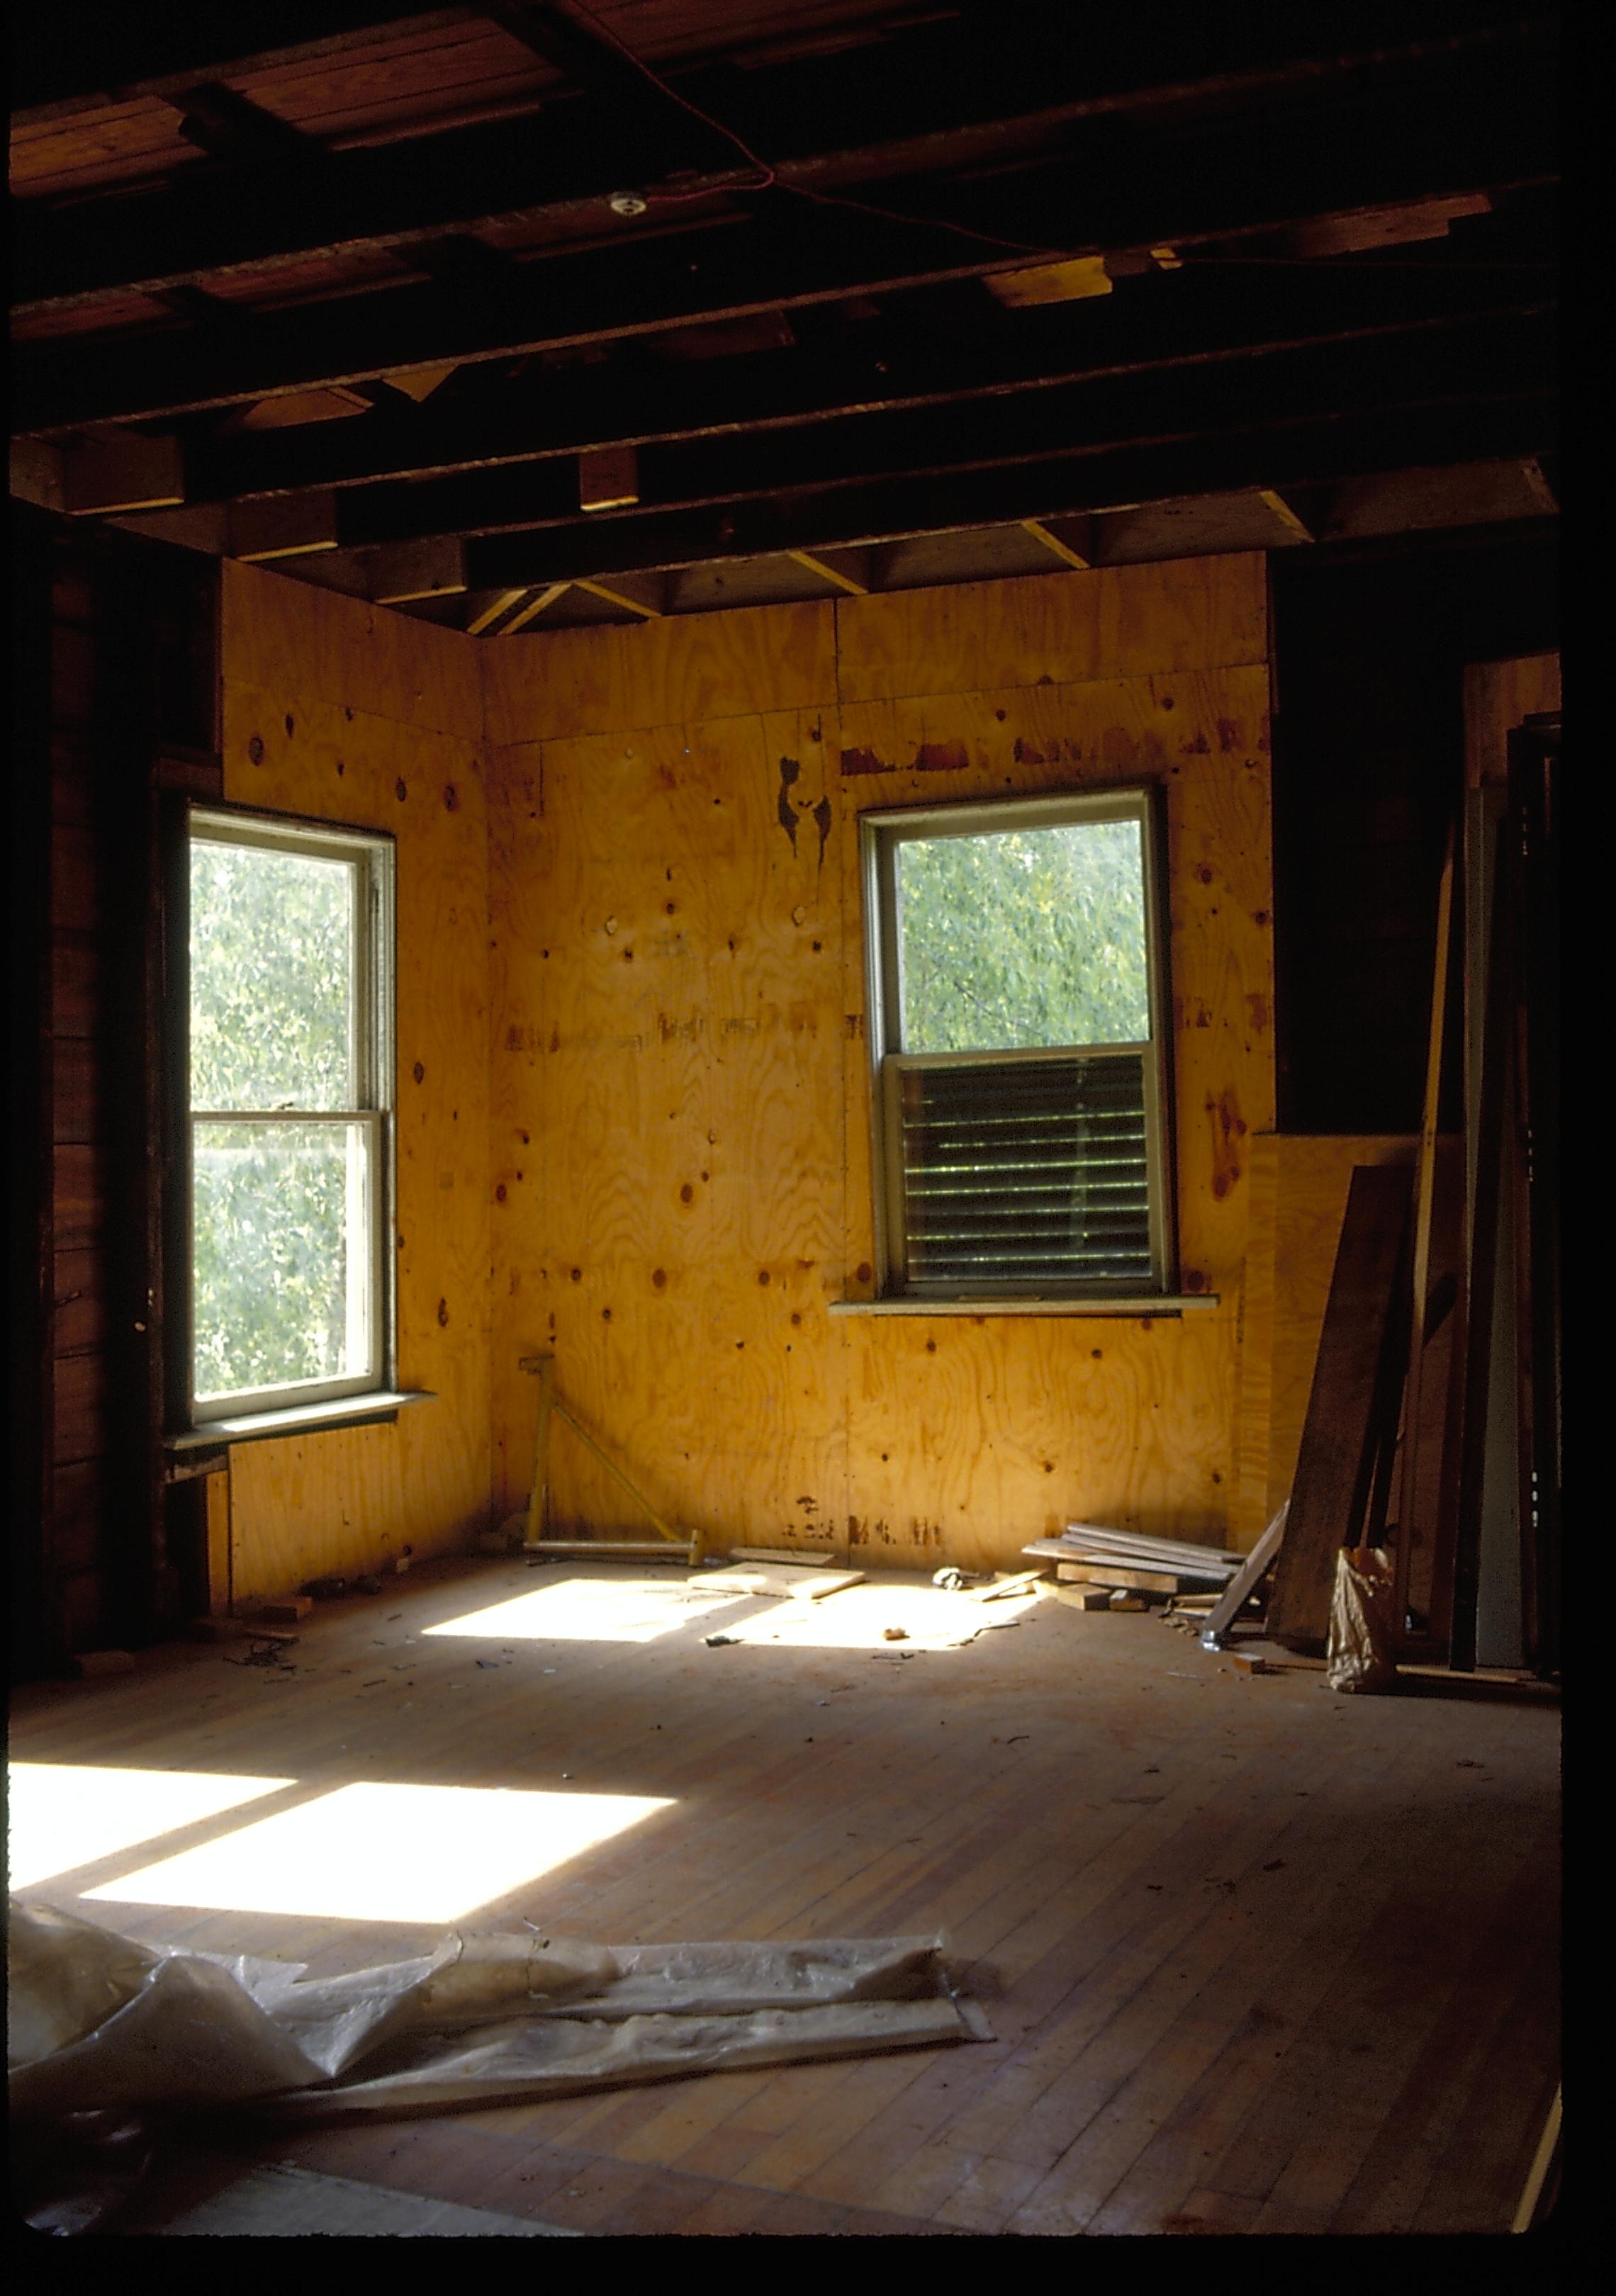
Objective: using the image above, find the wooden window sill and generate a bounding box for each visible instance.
[826,1295,1219,1319]
[166,1390,435,1451]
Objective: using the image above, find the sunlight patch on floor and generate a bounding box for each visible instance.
[423,1575,753,1645]
[726,1582,1043,1651]
[7,1764,295,1889]
[82,1781,674,1923]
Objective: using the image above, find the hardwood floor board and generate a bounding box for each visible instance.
[1402,1949,1561,2236]
[939,1745,1345,2166]
[1067,1730,1453,2232]
[739,2049,949,2193]
[671,2182,795,2234]
[9,1563,1559,2241]
[1163,2187,1265,2234]
[742,2190,858,2236]
[1201,1781,1554,2212]
[1330,1899,1559,2234]
[931,2150,1049,2231]
[611,2068,782,2168]
[1248,2197,1337,2234]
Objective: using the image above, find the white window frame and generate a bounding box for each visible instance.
[860,786,1177,1302]
[181,804,396,1426]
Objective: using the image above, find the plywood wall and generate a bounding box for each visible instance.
[484,558,1275,1567]
[219,563,491,1601]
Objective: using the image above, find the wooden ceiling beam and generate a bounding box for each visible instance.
[461,393,1557,594]
[176,243,1552,505]
[13,11,1552,317]
[11,40,1556,432]
[319,307,1553,552]
[10,6,466,115]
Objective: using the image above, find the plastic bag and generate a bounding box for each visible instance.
[9,1903,989,2126]
[1325,1545,1399,1694]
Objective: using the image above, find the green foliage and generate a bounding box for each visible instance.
[190,841,354,1110]
[193,1126,363,1400]
[189,840,366,1401]
[894,819,1150,1053]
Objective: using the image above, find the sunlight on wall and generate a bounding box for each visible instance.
[82,1781,674,1923]
[424,1575,752,1645]
[7,1765,295,1889]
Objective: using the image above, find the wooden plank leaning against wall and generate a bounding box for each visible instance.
[483,556,1276,1572]
[216,563,493,1605]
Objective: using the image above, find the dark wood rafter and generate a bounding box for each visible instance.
[12,9,1552,314]
[282,306,1555,553]
[455,391,1556,593]
[11,39,1556,436]
[153,227,1554,505]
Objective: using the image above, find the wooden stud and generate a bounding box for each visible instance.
[573,576,663,619]
[578,446,640,512]
[466,588,532,636]
[365,536,467,602]
[498,582,573,634]
[1199,1502,1289,1650]
[1449,823,1510,1672]
[525,1352,554,1546]
[227,490,340,562]
[63,435,185,516]
[1257,488,1315,540]
[1020,517,1094,570]
[1393,826,1456,1646]
[787,549,870,596]
[987,256,1113,308]
[1265,1164,1413,1650]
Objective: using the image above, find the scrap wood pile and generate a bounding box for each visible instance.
[1022,1524,1247,1614]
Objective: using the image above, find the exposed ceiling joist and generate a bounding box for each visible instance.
[11,43,1556,435]
[288,308,1556,554]
[13,11,1551,318]
[174,246,1552,508]
[458,391,1556,593]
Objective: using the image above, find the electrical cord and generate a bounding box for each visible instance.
[561,3,1555,277]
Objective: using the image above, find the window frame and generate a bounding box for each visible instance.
[859,784,1178,1303]
[172,800,398,1430]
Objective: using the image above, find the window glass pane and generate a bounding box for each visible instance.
[193,1121,372,1401]
[894,818,1149,1052]
[191,840,356,1110]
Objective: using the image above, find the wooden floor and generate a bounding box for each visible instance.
[11,1558,1560,2237]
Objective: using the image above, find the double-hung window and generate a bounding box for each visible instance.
[861,789,1175,1301]
[181,808,395,1426]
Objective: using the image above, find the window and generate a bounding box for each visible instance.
[860,789,1174,1300]
[180,808,395,1424]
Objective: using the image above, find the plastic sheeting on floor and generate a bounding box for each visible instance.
[9,1901,992,2129]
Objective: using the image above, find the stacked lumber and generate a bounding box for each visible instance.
[1022,1525,1242,1601]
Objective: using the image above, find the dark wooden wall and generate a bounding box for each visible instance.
[13,512,219,1673]
[1269,529,1558,1135]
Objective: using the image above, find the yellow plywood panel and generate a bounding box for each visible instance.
[481,599,836,746]
[488,702,850,1553]
[842,1311,1235,1571]
[833,556,1267,706]
[218,567,490,1602]
[490,568,1272,1569]
[223,559,483,738]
